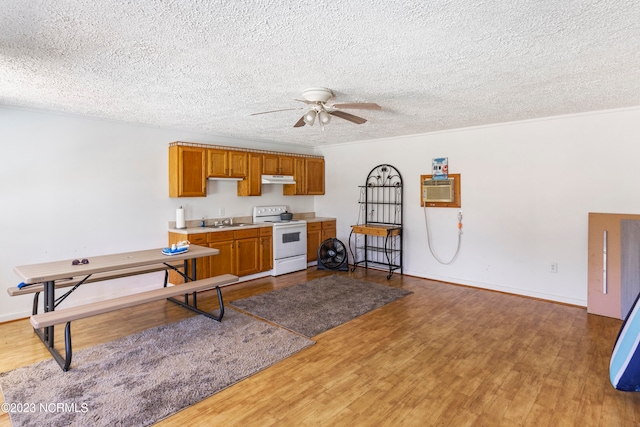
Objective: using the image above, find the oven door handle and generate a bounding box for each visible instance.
[274,223,306,230]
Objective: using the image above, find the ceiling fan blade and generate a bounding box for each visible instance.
[329,110,367,125]
[332,102,381,110]
[293,115,307,127]
[250,107,301,116]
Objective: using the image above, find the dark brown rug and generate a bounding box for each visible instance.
[229,274,412,337]
[0,309,313,427]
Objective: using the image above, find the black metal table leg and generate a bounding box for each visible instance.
[63,322,72,371]
[44,281,54,346]
[167,286,224,322]
[167,256,224,321]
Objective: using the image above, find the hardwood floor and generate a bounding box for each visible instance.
[1,268,639,426]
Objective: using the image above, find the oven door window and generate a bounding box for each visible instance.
[282,231,301,243]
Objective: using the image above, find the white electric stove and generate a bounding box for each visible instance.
[253,206,307,276]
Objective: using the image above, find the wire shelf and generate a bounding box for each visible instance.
[350,164,403,279]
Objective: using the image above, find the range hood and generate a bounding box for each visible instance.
[261,175,296,185]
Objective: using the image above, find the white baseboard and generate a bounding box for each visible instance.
[402,268,587,307]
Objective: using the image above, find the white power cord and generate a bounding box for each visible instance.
[423,205,463,265]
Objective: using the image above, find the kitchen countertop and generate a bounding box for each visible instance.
[168,216,336,234]
[305,217,336,223]
[169,223,269,235]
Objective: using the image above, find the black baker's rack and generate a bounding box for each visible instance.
[349,164,403,278]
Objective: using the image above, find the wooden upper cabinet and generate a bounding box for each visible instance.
[305,157,325,195]
[228,151,248,178]
[284,156,325,196]
[207,149,226,177]
[169,146,207,197]
[208,149,247,178]
[169,143,324,197]
[278,155,295,175]
[237,152,262,197]
[263,154,295,175]
[284,157,306,195]
[262,154,279,175]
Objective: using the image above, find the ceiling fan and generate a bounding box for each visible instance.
[251,87,381,129]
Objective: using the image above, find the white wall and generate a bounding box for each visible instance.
[0,107,316,321]
[3,106,639,321]
[315,107,640,306]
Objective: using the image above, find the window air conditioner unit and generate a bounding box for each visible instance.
[422,178,455,203]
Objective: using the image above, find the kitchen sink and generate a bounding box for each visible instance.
[205,223,252,229]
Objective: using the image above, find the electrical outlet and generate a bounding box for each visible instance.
[550,262,558,273]
[218,208,225,216]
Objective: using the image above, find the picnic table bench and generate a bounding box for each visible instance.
[11,245,237,371]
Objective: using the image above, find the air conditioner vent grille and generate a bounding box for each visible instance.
[422,178,454,186]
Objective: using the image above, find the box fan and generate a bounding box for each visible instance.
[317,238,349,272]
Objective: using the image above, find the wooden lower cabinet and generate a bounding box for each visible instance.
[169,226,271,283]
[259,227,273,272]
[235,230,259,276]
[321,219,336,241]
[208,228,260,277]
[208,230,235,277]
[168,232,209,283]
[307,222,322,262]
[307,220,336,262]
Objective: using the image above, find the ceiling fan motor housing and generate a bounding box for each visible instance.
[302,87,334,103]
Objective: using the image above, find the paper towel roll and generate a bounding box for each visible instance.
[176,206,185,229]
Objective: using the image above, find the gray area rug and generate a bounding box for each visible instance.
[230,274,412,337]
[0,309,313,427]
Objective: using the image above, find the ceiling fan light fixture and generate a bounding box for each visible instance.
[318,109,331,125]
[303,110,317,125]
[252,87,379,129]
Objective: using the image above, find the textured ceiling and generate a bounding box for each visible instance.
[1,1,639,147]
